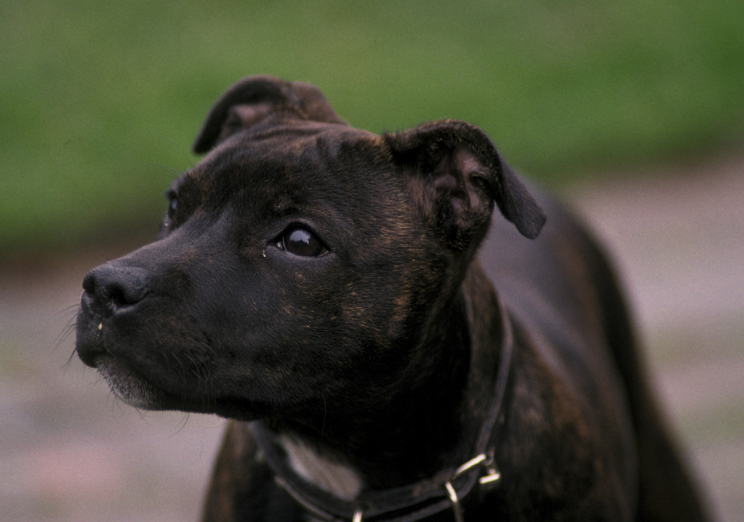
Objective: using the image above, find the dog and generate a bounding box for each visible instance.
[76,75,709,521]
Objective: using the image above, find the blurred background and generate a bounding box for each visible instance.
[1,0,742,520]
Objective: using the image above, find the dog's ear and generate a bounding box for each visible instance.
[192,75,346,154]
[384,120,545,249]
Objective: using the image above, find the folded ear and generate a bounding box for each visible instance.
[192,75,346,154]
[383,120,546,250]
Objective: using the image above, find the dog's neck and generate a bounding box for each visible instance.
[278,434,364,500]
[269,262,504,496]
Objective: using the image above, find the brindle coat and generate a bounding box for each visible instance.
[76,75,708,521]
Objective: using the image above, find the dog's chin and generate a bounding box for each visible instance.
[96,357,176,410]
[92,356,274,421]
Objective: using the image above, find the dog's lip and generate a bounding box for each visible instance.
[95,355,169,409]
[76,338,107,368]
[75,334,203,410]
[94,353,206,411]
[88,353,272,418]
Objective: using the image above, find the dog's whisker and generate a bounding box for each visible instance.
[54,303,81,319]
[54,306,80,353]
[171,412,192,436]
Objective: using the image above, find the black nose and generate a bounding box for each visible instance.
[82,264,151,316]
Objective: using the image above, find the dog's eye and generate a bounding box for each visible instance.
[167,196,178,219]
[165,190,178,220]
[277,227,329,257]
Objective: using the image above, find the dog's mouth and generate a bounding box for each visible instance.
[75,305,218,412]
[93,355,181,410]
[79,346,275,420]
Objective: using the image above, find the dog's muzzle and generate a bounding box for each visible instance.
[77,263,151,367]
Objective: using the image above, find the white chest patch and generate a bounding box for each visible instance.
[279,435,363,501]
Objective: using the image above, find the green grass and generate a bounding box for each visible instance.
[1,0,743,255]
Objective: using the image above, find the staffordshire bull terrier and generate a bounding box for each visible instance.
[76,75,708,521]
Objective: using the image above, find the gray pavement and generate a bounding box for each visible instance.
[1,155,742,521]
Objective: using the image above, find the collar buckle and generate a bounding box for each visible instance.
[444,450,501,522]
[452,451,500,488]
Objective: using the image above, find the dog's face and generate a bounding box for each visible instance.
[76,76,544,422]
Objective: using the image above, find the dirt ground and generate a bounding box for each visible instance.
[1,155,742,522]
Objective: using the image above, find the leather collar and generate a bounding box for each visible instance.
[253,296,515,522]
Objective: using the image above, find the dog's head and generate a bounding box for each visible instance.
[75,75,544,421]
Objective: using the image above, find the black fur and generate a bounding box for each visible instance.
[76,75,708,522]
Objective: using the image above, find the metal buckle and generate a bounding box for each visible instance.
[444,481,465,522]
[454,451,501,486]
[445,451,502,521]
[477,452,501,487]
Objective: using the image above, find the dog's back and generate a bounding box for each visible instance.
[480,190,709,521]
